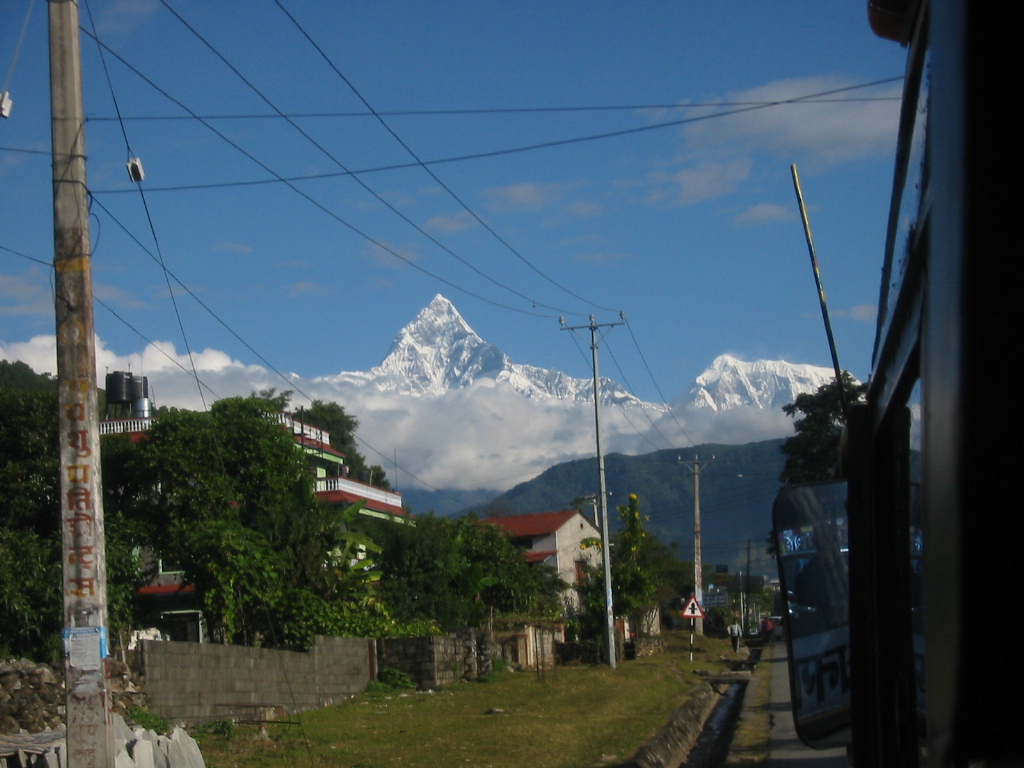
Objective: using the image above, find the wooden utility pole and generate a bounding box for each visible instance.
[50,1,115,765]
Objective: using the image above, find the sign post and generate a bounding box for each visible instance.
[680,596,706,662]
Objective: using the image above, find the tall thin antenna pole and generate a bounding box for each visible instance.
[51,0,115,764]
[791,164,848,420]
[561,313,625,668]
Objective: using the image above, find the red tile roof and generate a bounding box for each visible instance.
[480,510,580,538]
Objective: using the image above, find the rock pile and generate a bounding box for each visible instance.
[0,658,146,735]
[0,662,63,735]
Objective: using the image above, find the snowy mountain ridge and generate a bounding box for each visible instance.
[322,295,840,411]
[324,295,651,408]
[686,354,840,412]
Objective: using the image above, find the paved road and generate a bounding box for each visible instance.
[763,642,848,768]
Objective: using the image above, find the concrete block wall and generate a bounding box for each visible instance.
[379,631,492,690]
[139,635,373,721]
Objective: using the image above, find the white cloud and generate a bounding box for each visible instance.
[1,271,52,317]
[566,200,604,218]
[836,303,876,322]
[94,282,148,309]
[425,212,475,233]
[485,182,565,213]
[684,76,901,164]
[287,281,328,298]
[362,241,418,270]
[734,203,792,227]
[1,337,798,495]
[647,159,752,207]
[215,241,254,255]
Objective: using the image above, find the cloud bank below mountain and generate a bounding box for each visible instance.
[2,331,810,494]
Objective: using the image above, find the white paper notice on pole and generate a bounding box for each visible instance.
[63,627,108,671]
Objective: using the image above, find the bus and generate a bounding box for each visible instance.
[773,2,1020,765]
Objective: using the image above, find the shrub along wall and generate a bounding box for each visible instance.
[139,635,375,721]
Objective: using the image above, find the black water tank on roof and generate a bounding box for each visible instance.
[105,371,133,404]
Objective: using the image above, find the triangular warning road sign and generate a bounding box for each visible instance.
[681,595,706,619]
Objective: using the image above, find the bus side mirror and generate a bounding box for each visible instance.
[773,481,851,749]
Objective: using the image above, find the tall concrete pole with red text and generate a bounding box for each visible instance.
[50,1,115,765]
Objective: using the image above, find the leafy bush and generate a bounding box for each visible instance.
[195,719,237,738]
[367,667,415,692]
[126,706,172,735]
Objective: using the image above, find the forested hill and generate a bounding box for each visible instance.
[473,439,787,576]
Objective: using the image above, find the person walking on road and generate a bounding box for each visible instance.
[728,619,742,652]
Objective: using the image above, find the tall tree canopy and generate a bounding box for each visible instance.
[0,385,63,659]
[370,515,563,631]
[779,372,867,484]
[1,366,421,659]
[575,494,669,643]
[104,396,406,646]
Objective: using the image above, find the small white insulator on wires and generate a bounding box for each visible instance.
[0,91,12,119]
[126,157,145,182]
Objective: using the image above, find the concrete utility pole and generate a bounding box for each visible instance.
[50,1,115,765]
[680,456,713,635]
[561,313,624,668]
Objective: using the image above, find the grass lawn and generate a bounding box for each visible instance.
[196,631,744,768]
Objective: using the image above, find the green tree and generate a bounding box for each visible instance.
[575,495,667,643]
[611,495,660,629]
[370,515,561,631]
[779,372,866,484]
[103,396,395,646]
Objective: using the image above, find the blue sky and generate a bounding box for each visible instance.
[2,1,906,396]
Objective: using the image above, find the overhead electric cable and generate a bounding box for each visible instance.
[600,329,678,449]
[84,0,215,422]
[79,28,553,320]
[81,76,904,195]
[156,0,580,318]
[83,94,902,122]
[0,242,222,399]
[1,0,35,102]
[273,0,614,314]
[624,318,696,446]
[86,194,469,503]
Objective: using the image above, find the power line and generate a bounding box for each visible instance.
[78,27,559,320]
[155,0,586,319]
[82,94,902,122]
[624,318,697,447]
[76,77,905,195]
[83,0,215,424]
[273,0,615,315]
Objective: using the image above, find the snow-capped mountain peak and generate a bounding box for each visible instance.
[686,354,840,412]
[325,295,650,406]
[370,294,508,395]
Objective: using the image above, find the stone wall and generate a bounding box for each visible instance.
[379,631,492,689]
[139,635,374,721]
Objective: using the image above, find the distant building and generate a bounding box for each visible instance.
[480,509,601,613]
